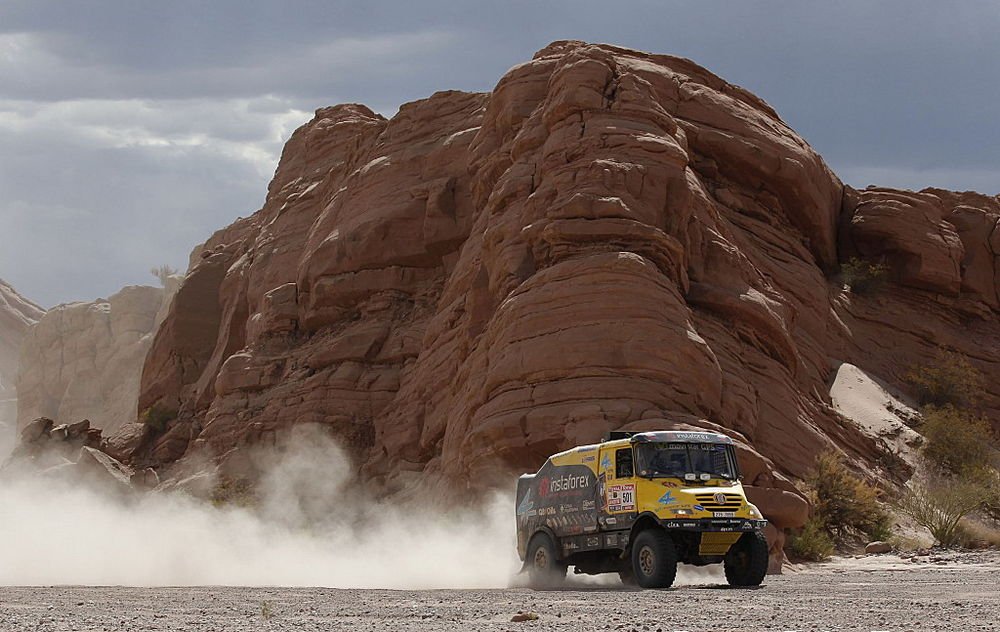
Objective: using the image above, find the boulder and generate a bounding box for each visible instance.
[75,446,134,493]
[865,541,893,554]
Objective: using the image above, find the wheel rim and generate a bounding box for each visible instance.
[638,545,656,576]
[533,547,549,570]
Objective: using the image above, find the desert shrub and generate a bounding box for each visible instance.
[150,264,178,286]
[954,518,1000,550]
[906,349,985,408]
[807,451,893,541]
[919,405,995,474]
[788,516,835,561]
[841,257,890,294]
[140,403,176,433]
[898,471,988,547]
[211,477,257,508]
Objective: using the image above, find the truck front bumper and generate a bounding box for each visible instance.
[658,517,768,532]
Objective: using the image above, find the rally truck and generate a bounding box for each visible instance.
[515,430,769,588]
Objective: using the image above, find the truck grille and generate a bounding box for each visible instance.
[695,493,742,511]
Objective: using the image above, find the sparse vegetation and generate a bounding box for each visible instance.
[898,471,988,547]
[150,264,178,286]
[788,516,835,561]
[260,600,274,621]
[211,477,257,508]
[955,518,1000,550]
[140,403,177,433]
[919,405,995,475]
[806,451,893,542]
[906,348,986,408]
[841,257,890,294]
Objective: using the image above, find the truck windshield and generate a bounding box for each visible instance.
[636,442,737,480]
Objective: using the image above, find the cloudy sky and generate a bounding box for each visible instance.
[2,1,998,307]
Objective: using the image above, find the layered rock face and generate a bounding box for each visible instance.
[16,281,179,436]
[130,42,999,541]
[0,279,44,448]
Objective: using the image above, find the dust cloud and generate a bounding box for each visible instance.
[0,426,520,588]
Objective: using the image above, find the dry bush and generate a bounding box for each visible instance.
[920,405,995,474]
[150,264,178,286]
[788,516,835,561]
[841,257,890,294]
[906,349,985,408]
[807,451,892,541]
[955,519,1000,550]
[898,471,988,547]
[140,403,176,433]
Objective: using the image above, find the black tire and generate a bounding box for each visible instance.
[526,533,567,588]
[630,529,678,589]
[618,566,637,587]
[724,531,769,587]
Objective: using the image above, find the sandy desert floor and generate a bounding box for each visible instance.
[1,551,998,632]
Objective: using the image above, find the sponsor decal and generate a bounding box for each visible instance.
[583,455,596,463]
[658,490,677,506]
[661,481,679,488]
[516,490,534,516]
[538,473,590,497]
[607,484,637,512]
[600,454,612,471]
[582,500,596,511]
[693,504,705,511]
[605,517,617,525]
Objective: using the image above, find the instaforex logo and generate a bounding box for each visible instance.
[539,474,589,497]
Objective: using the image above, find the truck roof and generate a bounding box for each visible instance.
[620,430,734,445]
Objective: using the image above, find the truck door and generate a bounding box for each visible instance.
[598,445,638,529]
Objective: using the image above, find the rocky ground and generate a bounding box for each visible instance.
[1,552,998,631]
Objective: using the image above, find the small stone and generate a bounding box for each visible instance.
[865,541,892,554]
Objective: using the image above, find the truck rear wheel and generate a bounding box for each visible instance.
[630,529,677,589]
[526,533,566,588]
[724,531,769,587]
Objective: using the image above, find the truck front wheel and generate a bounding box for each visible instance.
[526,533,567,588]
[724,531,769,587]
[630,529,677,589]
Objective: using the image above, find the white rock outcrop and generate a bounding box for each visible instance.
[0,279,44,452]
[16,279,179,435]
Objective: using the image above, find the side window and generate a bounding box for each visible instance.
[615,448,634,478]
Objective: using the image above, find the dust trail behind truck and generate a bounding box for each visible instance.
[515,430,769,588]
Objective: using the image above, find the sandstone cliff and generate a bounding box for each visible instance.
[16,280,179,436]
[0,279,44,448]
[126,42,998,546]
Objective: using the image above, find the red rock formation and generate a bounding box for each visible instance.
[126,42,999,549]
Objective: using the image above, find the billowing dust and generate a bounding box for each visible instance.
[0,426,727,589]
[0,427,518,587]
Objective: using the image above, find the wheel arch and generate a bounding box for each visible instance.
[626,512,664,552]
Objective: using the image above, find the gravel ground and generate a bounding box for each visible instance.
[1,552,998,632]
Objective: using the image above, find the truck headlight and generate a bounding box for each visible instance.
[672,508,692,516]
[746,503,762,518]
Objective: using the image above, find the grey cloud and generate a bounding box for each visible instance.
[1,0,997,306]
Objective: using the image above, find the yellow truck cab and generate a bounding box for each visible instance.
[515,430,769,588]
